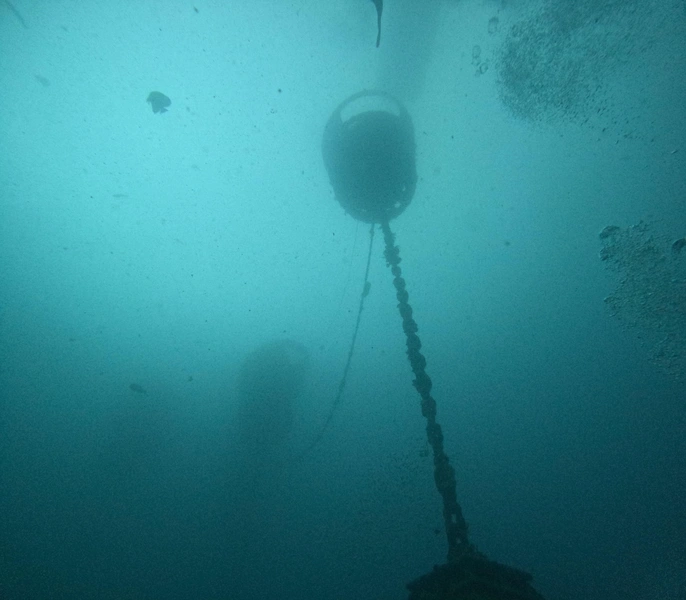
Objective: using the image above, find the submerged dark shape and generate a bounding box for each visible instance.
[129,383,147,394]
[147,91,171,114]
[236,339,309,463]
[371,0,382,47]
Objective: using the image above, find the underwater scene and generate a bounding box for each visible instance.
[1,1,685,599]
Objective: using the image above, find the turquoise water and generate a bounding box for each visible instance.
[1,1,685,598]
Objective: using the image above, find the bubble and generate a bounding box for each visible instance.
[493,0,673,124]
[600,221,686,378]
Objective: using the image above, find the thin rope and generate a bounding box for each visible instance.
[297,223,375,461]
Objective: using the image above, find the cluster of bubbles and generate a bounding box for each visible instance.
[599,222,686,378]
[471,17,499,77]
[471,44,489,76]
[493,0,673,124]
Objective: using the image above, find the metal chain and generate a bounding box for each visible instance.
[381,220,471,564]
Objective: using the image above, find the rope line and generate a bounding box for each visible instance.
[297,224,375,461]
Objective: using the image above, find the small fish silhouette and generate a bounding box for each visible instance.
[129,383,147,394]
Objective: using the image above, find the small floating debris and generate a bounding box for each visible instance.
[671,237,686,255]
[147,91,171,114]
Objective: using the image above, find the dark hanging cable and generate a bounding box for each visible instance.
[380,220,471,564]
[297,224,375,462]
